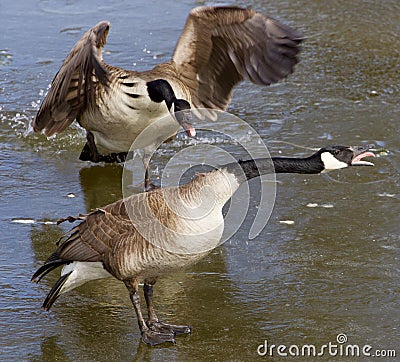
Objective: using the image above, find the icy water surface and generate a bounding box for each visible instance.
[0,0,399,360]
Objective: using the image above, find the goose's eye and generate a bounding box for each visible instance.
[333,150,340,156]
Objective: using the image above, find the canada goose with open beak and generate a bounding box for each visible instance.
[31,6,302,187]
[32,145,374,346]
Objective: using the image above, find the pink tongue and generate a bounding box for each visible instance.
[185,126,196,138]
[353,151,375,163]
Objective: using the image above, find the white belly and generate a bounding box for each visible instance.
[79,80,180,154]
[80,107,179,154]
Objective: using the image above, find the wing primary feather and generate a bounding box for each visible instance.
[42,271,73,311]
[172,7,303,111]
[32,21,110,137]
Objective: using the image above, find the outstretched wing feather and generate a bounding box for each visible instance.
[172,6,303,111]
[32,21,110,136]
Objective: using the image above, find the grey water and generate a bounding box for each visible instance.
[1,0,399,361]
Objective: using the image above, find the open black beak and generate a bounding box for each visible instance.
[174,109,196,138]
[351,145,375,166]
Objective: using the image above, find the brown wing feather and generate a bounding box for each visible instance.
[52,201,132,263]
[172,6,303,111]
[32,21,110,137]
[44,186,184,264]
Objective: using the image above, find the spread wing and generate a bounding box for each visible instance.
[32,21,110,137]
[172,6,303,112]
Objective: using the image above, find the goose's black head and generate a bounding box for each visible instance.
[316,145,375,171]
[147,79,196,137]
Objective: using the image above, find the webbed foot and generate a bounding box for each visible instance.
[147,320,192,336]
[79,131,127,163]
[141,328,176,346]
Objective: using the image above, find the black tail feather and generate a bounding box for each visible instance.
[31,259,68,283]
[43,271,73,311]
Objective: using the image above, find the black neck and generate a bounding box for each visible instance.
[271,156,323,174]
[226,155,323,183]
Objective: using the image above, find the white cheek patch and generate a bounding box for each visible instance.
[321,152,348,171]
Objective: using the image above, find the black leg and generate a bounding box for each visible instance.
[79,131,100,162]
[79,131,128,164]
[143,283,158,323]
[143,152,159,191]
[143,283,192,336]
[124,280,175,346]
[144,166,159,191]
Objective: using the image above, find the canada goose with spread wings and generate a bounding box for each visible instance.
[32,6,302,186]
